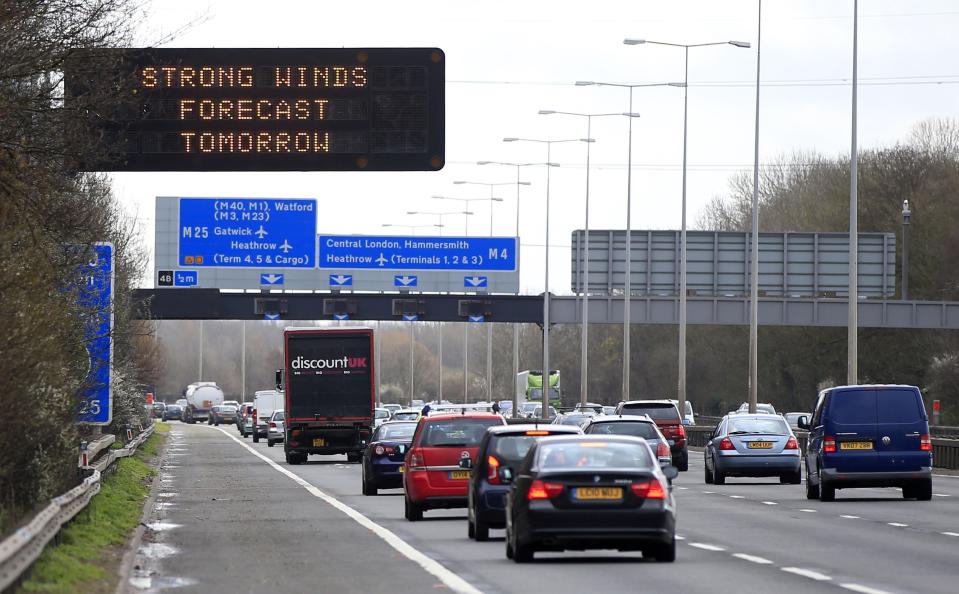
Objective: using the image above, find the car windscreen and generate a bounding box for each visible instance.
[376,423,416,441]
[621,403,681,423]
[537,441,653,470]
[419,418,502,447]
[727,418,789,435]
[559,414,591,426]
[393,412,418,420]
[587,421,660,440]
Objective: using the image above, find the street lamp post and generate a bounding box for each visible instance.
[623,37,750,415]
[478,161,549,416]
[902,200,910,300]
[848,0,860,385]
[406,209,473,403]
[503,137,589,417]
[454,180,529,403]
[575,81,677,402]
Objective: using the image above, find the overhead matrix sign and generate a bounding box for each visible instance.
[66,47,445,171]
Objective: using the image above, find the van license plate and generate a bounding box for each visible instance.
[574,487,622,501]
[449,471,470,480]
[840,441,872,450]
[748,441,774,449]
[312,438,326,447]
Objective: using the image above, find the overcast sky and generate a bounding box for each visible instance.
[116,0,959,294]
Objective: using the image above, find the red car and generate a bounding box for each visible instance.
[614,400,689,471]
[403,412,506,521]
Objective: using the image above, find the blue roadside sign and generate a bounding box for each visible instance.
[178,197,317,268]
[319,235,517,271]
[464,275,488,288]
[260,273,285,285]
[402,314,418,321]
[78,243,114,425]
[174,270,198,286]
[394,274,418,288]
[329,274,353,287]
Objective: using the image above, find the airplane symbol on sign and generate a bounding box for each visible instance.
[279,240,293,253]
[376,253,388,266]
[255,226,268,239]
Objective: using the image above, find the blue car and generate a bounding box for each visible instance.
[799,384,932,501]
[466,424,581,541]
[704,413,802,485]
[361,421,417,495]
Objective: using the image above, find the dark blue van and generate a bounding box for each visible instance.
[799,385,932,501]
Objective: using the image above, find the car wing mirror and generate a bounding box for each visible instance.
[498,467,514,483]
[797,415,810,430]
[458,458,473,469]
[662,465,679,482]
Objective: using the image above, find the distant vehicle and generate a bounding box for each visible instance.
[182,382,225,424]
[602,406,616,415]
[516,370,562,410]
[583,415,674,468]
[267,410,286,447]
[572,402,604,414]
[151,402,166,417]
[667,399,696,425]
[238,403,254,437]
[411,399,425,409]
[382,404,403,416]
[373,407,392,427]
[614,400,688,471]
[551,412,594,428]
[282,327,375,464]
[430,403,494,415]
[208,404,238,426]
[362,421,417,495]
[800,385,932,501]
[175,398,188,408]
[222,400,240,410]
[518,402,539,418]
[503,435,678,563]
[162,404,183,421]
[736,402,777,415]
[252,390,284,443]
[704,413,801,485]
[529,405,558,420]
[390,409,421,422]
[403,412,507,521]
[497,400,513,415]
[467,424,581,541]
[784,412,806,431]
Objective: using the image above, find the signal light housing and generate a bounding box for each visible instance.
[528,480,563,500]
[823,436,837,454]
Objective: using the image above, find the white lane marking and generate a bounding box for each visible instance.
[942,532,959,537]
[887,522,908,527]
[733,553,774,564]
[675,535,686,540]
[799,509,817,513]
[729,495,745,499]
[761,501,778,505]
[932,473,959,478]
[782,567,832,581]
[840,583,896,594]
[677,486,688,490]
[689,543,726,551]
[212,427,483,594]
[840,515,861,519]
[702,490,716,494]
[933,493,950,497]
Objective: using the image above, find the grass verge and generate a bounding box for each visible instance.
[16,423,169,594]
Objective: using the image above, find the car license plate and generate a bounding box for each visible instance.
[448,470,470,480]
[573,487,622,501]
[312,438,326,447]
[840,441,873,450]
[747,441,774,449]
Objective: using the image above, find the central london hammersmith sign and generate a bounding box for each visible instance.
[67,47,445,172]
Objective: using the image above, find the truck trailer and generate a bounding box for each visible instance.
[282,327,375,465]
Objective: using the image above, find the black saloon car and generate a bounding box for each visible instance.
[362,421,417,495]
[503,435,678,563]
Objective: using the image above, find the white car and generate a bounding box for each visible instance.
[267,410,285,447]
[382,404,403,417]
[390,408,421,422]
[374,407,391,427]
[252,390,284,444]
[667,399,696,425]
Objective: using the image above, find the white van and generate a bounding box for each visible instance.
[252,390,284,443]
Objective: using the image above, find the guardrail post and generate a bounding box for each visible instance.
[78,441,88,476]
[125,424,133,442]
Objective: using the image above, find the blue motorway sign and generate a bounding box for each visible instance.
[174,270,197,286]
[464,275,488,289]
[260,273,284,286]
[319,235,517,271]
[78,243,114,424]
[179,198,316,268]
[394,274,418,288]
[329,274,353,287]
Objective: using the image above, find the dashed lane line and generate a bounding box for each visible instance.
[688,543,726,551]
[799,509,817,513]
[781,567,833,581]
[212,426,484,594]
[728,495,746,499]
[941,531,959,537]
[761,501,778,505]
[840,515,861,519]
[840,583,896,594]
[887,522,908,527]
[732,553,774,564]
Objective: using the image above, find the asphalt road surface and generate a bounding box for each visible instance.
[126,423,959,594]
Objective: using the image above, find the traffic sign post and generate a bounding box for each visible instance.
[77,243,114,425]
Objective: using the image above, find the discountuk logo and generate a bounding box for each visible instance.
[291,355,367,370]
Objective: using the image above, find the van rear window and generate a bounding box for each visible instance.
[621,403,681,423]
[828,390,877,424]
[877,389,923,423]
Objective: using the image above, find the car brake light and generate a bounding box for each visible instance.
[631,479,666,500]
[269,422,277,429]
[785,436,798,450]
[920,434,932,452]
[409,449,424,468]
[656,442,670,458]
[677,425,686,439]
[252,409,257,421]
[525,431,549,436]
[719,438,735,450]
[487,455,501,484]
[824,436,836,453]
[527,480,563,500]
